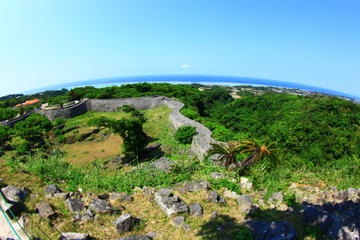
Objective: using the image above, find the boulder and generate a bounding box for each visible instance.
[210,172,225,179]
[1,186,29,203]
[184,180,210,192]
[237,195,253,213]
[73,209,94,223]
[35,201,55,219]
[59,232,89,240]
[65,198,84,212]
[207,191,227,205]
[150,157,176,173]
[224,190,239,199]
[240,177,253,190]
[269,192,283,204]
[171,216,185,227]
[109,192,133,203]
[145,143,161,150]
[175,180,211,193]
[89,198,113,214]
[117,236,152,240]
[46,192,68,200]
[247,221,296,240]
[45,184,61,194]
[189,203,203,216]
[154,189,188,216]
[115,214,139,233]
[211,211,219,218]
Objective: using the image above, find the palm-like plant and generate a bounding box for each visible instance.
[209,141,243,168]
[239,140,278,168]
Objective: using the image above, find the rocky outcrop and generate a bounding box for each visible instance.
[115,214,140,233]
[35,201,55,219]
[65,198,85,212]
[1,186,29,203]
[154,189,189,216]
[150,157,176,173]
[302,201,360,240]
[247,221,296,240]
[59,232,90,240]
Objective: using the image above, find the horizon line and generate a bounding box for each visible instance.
[22,74,360,101]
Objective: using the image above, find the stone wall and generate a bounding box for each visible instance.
[40,100,88,121]
[38,96,216,159]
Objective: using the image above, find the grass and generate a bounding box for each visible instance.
[1,106,359,240]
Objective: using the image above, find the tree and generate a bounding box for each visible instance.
[14,113,52,145]
[239,140,278,168]
[88,116,111,129]
[175,126,197,144]
[0,125,11,150]
[109,118,148,160]
[209,141,243,168]
[0,108,18,121]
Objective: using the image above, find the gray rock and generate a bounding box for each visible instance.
[240,177,253,190]
[247,221,296,240]
[210,172,225,179]
[237,195,253,213]
[150,157,176,173]
[65,198,84,212]
[59,232,89,240]
[109,192,133,202]
[115,213,139,233]
[154,189,188,216]
[117,236,152,240]
[1,186,29,203]
[89,198,113,214]
[171,216,185,227]
[211,211,219,218]
[184,180,210,192]
[207,191,227,205]
[337,226,360,240]
[224,190,239,199]
[73,209,94,223]
[145,143,161,150]
[269,192,283,204]
[346,188,358,200]
[35,201,55,219]
[45,184,61,194]
[142,186,156,195]
[189,203,203,216]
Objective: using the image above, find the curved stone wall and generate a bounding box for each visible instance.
[39,100,88,121]
[38,96,216,159]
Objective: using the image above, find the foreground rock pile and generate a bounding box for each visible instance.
[1,178,360,240]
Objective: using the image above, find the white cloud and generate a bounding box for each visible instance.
[180,64,192,69]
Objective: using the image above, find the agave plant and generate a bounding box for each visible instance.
[209,140,243,168]
[239,140,278,168]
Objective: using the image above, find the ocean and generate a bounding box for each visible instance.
[25,75,360,101]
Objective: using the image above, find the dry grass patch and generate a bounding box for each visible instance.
[60,133,122,165]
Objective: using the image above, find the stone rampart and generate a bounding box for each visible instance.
[38,96,216,159]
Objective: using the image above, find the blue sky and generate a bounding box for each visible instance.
[0,0,359,97]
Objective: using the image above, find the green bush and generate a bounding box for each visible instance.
[174,126,197,144]
[15,140,32,155]
[118,105,136,113]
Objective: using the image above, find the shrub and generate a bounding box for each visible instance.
[118,105,136,113]
[0,125,11,148]
[15,140,32,155]
[175,126,197,144]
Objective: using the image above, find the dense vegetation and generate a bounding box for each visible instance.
[1,83,359,193]
[175,126,197,144]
